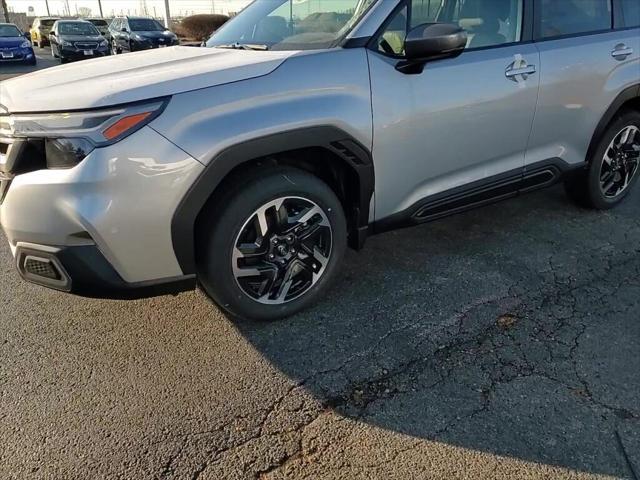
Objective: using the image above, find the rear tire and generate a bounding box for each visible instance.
[565,110,640,209]
[197,167,347,321]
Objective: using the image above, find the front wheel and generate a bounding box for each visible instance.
[197,167,347,321]
[565,110,640,209]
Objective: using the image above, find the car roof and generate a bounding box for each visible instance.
[0,23,19,26]
[57,19,91,23]
[35,17,60,20]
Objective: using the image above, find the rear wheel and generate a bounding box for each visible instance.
[565,110,640,209]
[197,167,347,321]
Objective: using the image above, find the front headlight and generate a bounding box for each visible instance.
[133,34,145,41]
[61,40,74,47]
[99,39,108,47]
[20,41,31,48]
[0,99,168,168]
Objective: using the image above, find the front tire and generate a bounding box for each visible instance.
[197,167,347,321]
[565,110,640,209]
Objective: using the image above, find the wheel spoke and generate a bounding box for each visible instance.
[603,149,615,165]
[600,170,614,183]
[298,205,325,225]
[255,207,270,238]
[602,178,617,195]
[619,127,634,146]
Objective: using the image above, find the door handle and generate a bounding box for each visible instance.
[505,65,537,80]
[611,44,633,60]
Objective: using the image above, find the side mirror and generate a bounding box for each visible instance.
[397,23,467,74]
[23,32,31,40]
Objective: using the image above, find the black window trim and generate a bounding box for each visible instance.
[532,0,617,43]
[367,0,535,60]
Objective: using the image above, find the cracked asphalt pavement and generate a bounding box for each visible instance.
[1,184,639,480]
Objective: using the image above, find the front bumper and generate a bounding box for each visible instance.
[0,126,204,298]
[131,39,178,51]
[14,243,195,299]
[60,46,110,60]
[0,48,35,62]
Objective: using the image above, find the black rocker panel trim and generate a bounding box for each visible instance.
[172,126,375,275]
[374,158,583,233]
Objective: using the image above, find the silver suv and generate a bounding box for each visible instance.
[1,0,639,320]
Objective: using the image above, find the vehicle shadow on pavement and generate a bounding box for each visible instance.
[234,185,640,478]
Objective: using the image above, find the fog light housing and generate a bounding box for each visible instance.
[45,138,94,169]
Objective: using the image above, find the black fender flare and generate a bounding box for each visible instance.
[171,126,375,275]
[588,83,640,160]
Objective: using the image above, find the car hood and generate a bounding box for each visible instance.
[0,46,297,113]
[0,36,26,47]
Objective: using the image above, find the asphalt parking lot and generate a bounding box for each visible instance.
[1,62,640,480]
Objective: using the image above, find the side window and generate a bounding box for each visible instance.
[538,0,612,39]
[111,19,120,31]
[617,0,640,28]
[410,0,445,28]
[378,5,409,55]
[376,0,523,56]
[451,0,523,48]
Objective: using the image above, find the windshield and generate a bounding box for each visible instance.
[41,19,58,27]
[89,19,108,27]
[206,0,378,51]
[0,25,22,37]
[59,22,100,36]
[129,19,165,31]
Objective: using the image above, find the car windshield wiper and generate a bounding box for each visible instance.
[214,42,269,51]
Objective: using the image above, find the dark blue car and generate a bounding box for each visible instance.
[0,23,36,65]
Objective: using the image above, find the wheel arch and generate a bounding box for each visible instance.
[171,126,375,275]
[588,83,640,162]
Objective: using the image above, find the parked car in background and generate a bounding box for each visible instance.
[108,16,178,54]
[29,17,60,47]
[86,18,112,42]
[0,23,36,65]
[1,0,639,321]
[49,19,110,63]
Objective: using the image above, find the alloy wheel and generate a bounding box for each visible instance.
[600,125,640,198]
[232,196,333,305]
